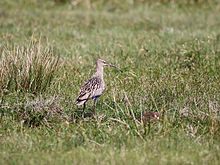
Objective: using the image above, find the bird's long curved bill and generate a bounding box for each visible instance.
[108,63,119,69]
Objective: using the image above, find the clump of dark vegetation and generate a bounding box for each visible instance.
[53,0,69,4]
[53,0,219,9]
[1,96,64,127]
[20,96,64,127]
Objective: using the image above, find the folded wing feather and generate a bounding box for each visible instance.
[76,77,101,105]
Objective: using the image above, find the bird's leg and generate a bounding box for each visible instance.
[93,99,97,116]
[83,103,86,111]
[82,103,86,118]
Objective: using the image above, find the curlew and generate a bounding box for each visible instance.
[76,59,117,115]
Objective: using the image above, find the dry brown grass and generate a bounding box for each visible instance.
[0,40,59,95]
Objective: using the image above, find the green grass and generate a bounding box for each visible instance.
[1,0,220,164]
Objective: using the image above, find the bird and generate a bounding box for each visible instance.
[76,59,117,115]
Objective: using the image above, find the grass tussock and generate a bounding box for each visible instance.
[0,40,60,96]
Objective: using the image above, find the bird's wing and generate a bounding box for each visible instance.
[76,77,101,104]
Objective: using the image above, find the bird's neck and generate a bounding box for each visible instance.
[95,64,104,78]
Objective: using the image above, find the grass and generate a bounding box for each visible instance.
[1,0,220,164]
[0,40,59,94]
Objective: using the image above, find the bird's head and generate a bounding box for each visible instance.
[97,59,118,68]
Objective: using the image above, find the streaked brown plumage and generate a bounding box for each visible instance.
[76,77,102,106]
[76,59,117,114]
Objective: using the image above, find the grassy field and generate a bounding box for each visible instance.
[1,0,220,164]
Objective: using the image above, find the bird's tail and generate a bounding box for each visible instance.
[76,98,87,106]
